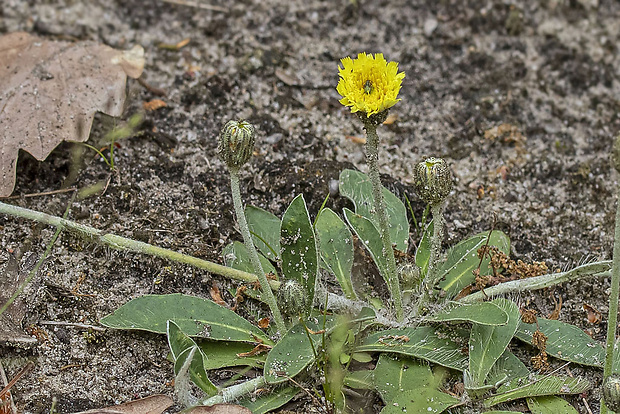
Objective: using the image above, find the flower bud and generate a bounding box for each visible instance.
[398,262,421,289]
[277,279,307,317]
[414,157,453,205]
[218,120,256,171]
[603,375,620,412]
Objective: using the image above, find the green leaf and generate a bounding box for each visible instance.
[415,220,433,277]
[374,354,434,403]
[468,299,520,388]
[223,241,277,276]
[380,388,458,414]
[484,376,590,407]
[280,194,318,315]
[429,302,508,326]
[198,340,265,370]
[168,321,217,397]
[484,411,523,414]
[356,326,468,371]
[238,385,298,414]
[339,169,409,252]
[527,396,579,414]
[100,293,271,344]
[344,370,374,390]
[486,349,530,387]
[515,318,604,367]
[246,205,281,261]
[343,208,388,282]
[264,318,322,384]
[437,230,510,298]
[315,208,356,299]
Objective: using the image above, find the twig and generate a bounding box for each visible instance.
[0,362,34,399]
[0,188,76,200]
[458,261,612,304]
[160,0,228,12]
[39,321,106,332]
[137,76,167,97]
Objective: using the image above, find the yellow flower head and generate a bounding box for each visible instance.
[337,52,405,117]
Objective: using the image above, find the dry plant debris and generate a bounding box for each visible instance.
[0,32,144,197]
[72,394,173,414]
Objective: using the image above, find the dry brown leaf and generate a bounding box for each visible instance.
[143,99,167,111]
[236,343,272,357]
[0,32,144,197]
[257,317,270,329]
[209,282,227,307]
[72,394,173,414]
[186,404,252,414]
[583,303,602,324]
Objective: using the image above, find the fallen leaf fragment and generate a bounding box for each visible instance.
[143,99,167,111]
[72,394,173,414]
[0,32,144,197]
[186,404,252,414]
[345,135,366,144]
[257,317,270,328]
[237,343,272,357]
[583,303,601,324]
[157,37,191,50]
[209,282,227,307]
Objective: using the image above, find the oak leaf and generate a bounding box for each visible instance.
[0,32,144,197]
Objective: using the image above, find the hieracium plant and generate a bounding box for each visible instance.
[4,53,617,413]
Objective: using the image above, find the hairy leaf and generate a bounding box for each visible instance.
[246,205,281,261]
[356,326,468,371]
[343,208,389,284]
[237,385,298,414]
[468,299,520,388]
[280,194,318,314]
[339,169,409,252]
[527,396,578,414]
[315,208,356,299]
[438,230,510,297]
[429,302,508,326]
[198,340,266,370]
[0,32,144,196]
[484,376,590,407]
[380,387,458,414]
[415,220,433,277]
[168,321,218,396]
[374,354,434,403]
[515,318,604,367]
[264,318,322,384]
[344,370,374,390]
[223,241,277,277]
[100,293,271,344]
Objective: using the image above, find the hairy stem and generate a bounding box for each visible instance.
[363,120,403,321]
[0,201,281,290]
[604,182,620,408]
[458,261,612,304]
[200,375,266,406]
[413,202,445,317]
[229,172,285,333]
[426,202,445,284]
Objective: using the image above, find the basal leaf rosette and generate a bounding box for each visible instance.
[337,52,405,117]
